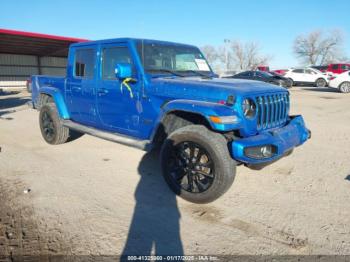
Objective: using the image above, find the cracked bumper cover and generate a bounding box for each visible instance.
[231,115,310,164]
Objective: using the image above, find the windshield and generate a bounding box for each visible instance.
[137,42,213,77]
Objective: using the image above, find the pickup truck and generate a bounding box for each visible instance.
[31,38,311,203]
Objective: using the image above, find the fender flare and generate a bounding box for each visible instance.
[39,86,70,119]
[157,99,242,132]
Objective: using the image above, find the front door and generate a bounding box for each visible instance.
[304,69,317,83]
[96,43,140,136]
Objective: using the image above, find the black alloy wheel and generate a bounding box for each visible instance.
[160,125,236,203]
[41,111,56,142]
[167,141,215,193]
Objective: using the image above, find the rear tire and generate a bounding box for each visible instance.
[315,78,327,87]
[160,125,236,204]
[39,103,69,145]
[26,83,32,93]
[339,81,350,93]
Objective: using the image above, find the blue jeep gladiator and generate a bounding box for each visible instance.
[31,38,310,203]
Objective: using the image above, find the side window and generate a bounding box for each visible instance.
[305,69,315,74]
[332,64,338,70]
[341,65,349,70]
[102,47,133,79]
[292,69,303,73]
[75,49,95,78]
[256,72,263,77]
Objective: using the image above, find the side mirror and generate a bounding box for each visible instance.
[115,63,132,79]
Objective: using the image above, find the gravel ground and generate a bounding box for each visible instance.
[0,87,350,260]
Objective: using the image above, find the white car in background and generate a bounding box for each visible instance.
[284,68,328,87]
[328,71,350,93]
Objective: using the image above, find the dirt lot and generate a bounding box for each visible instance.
[0,87,350,260]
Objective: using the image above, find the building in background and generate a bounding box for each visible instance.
[0,28,87,89]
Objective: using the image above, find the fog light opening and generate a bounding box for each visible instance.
[244,145,277,159]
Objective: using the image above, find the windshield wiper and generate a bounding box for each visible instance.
[181,70,213,79]
[147,69,185,77]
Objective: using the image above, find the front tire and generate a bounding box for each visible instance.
[288,78,294,86]
[160,125,236,204]
[315,78,327,87]
[39,103,70,145]
[339,81,350,93]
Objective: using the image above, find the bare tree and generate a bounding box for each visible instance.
[293,30,345,65]
[202,40,270,72]
[200,45,218,66]
[229,40,270,70]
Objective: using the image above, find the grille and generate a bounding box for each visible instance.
[255,93,289,130]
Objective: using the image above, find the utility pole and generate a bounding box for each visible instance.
[224,39,230,71]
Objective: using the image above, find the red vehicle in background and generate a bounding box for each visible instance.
[327,63,350,74]
[257,65,270,72]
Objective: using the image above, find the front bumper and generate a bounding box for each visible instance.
[231,115,310,164]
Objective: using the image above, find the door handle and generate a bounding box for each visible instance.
[72,86,82,91]
[97,88,109,96]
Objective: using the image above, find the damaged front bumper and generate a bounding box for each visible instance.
[231,115,310,166]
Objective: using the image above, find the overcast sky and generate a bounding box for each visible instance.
[1,0,349,69]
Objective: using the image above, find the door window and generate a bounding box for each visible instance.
[292,69,304,73]
[74,49,95,78]
[102,47,133,80]
[305,69,315,74]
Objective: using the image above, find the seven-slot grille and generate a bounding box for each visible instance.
[255,93,290,130]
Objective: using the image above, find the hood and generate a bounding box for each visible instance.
[150,77,287,102]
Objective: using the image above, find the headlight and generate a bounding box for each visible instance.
[242,98,256,119]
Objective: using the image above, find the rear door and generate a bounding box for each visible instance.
[304,69,317,83]
[96,43,140,136]
[66,47,97,125]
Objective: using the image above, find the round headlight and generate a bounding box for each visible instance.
[242,98,256,119]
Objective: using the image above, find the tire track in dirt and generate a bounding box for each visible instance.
[0,178,70,261]
[186,205,309,252]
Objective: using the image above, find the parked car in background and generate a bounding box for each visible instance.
[327,63,350,75]
[227,70,292,88]
[310,65,328,73]
[26,78,32,93]
[220,70,237,78]
[284,68,328,87]
[328,71,350,93]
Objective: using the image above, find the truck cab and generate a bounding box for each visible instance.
[31,38,310,203]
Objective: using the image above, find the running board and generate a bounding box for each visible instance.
[61,120,153,151]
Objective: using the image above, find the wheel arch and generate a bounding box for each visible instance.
[38,86,70,119]
[151,110,212,146]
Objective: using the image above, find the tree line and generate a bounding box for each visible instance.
[200,29,348,73]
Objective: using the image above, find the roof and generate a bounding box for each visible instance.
[71,37,197,49]
[0,28,88,57]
